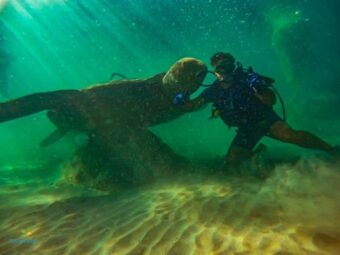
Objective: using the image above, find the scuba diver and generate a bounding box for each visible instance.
[184,52,335,166]
[0,58,208,188]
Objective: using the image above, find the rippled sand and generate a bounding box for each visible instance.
[1,158,340,255]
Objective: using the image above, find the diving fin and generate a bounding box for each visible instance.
[40,129,66,148]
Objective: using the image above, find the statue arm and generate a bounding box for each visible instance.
[0,89,81,123]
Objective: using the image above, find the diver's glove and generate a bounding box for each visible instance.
[173,92,189,106]
[247,71,261,89]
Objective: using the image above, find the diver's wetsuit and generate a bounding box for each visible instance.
[201,71,281,150]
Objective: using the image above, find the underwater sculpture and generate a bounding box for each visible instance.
[0,58,207,189]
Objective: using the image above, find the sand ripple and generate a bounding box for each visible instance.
[1,158,340,254]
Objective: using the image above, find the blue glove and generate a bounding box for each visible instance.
[247,72,259,88]
[173,92,189,106]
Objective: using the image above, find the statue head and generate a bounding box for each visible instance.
[162,57,207,97]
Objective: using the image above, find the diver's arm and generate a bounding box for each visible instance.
[180,95,207,112]
[253,87,276,107]
[0,90,80,123]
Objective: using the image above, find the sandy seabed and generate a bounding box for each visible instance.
[0,158,340,255]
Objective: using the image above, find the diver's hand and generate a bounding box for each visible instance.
[179,96,207,112]
[172,92,189,106]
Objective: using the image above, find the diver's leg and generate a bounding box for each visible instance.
[224,118,278,170]
[0,90,80,123]
[267,121,333,152]
[225,127,264,167]
[225,145,252,166]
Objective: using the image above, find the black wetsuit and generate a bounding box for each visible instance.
[201,70,282,149]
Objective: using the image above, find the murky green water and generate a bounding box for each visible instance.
[0,1,339,254]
